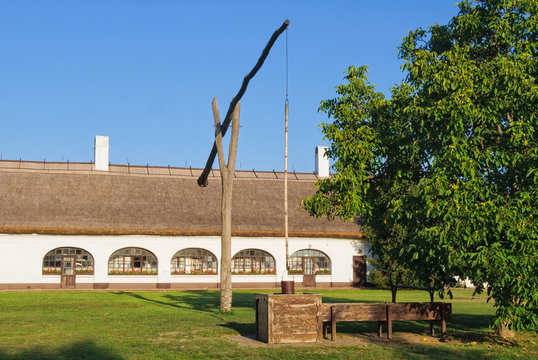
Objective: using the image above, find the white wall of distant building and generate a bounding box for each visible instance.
[0,234,370,286]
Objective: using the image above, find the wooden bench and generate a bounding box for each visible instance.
[321,302,451,340]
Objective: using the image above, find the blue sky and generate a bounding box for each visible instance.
[0,0,460,172]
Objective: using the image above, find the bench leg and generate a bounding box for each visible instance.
[331,306,336,341]
[386,305,392,340]
[377,321,383,337]
[429,321,435,336]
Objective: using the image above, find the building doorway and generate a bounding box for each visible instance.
[61,255,76,288]
[43,247,94,288]
[352,255,367,287]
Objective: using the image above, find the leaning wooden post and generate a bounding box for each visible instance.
[212,97,240,312]
[197,20,289,187]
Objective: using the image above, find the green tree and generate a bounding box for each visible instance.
[364,224,421,303]
[304,0,538,334]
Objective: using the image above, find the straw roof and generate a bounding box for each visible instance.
[0,161,362,238]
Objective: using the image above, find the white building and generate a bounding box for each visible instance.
[0,139,369,290]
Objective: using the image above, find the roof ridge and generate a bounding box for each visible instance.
[0,159,321,180]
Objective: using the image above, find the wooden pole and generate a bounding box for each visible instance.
[387,304,392,340]
[284,102,289,271]
[212,97,240,312]
[198,20,289,187]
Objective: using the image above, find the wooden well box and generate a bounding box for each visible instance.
[255,293,323,343]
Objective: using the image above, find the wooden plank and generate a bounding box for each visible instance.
[336,304,387,321]
[322,303,451,321]
[331,306,336,341]
[321,303,388,322]
[315,296,323,342]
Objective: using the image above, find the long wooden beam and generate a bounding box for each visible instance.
[197,19,290,187]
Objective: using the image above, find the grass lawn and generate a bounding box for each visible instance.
[0,289,536,359]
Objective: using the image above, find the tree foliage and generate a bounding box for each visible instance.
[304,0,538,332]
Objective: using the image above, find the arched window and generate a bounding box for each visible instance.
[231,249,276,275]
[170,248,217,275]
[42,247,94,275]
[108,248,158,275]
[289,249,331,275]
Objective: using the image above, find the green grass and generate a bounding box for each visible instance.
[0,289,536,359]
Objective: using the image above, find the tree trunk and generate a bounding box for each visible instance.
[390,284,397,303]
[390,286,398,302]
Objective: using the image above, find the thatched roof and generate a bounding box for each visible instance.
[0,160,362,238]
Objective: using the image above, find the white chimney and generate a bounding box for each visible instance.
[94,136,109,171]
[315,146,329,178]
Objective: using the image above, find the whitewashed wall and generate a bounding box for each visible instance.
[0,234,370,286]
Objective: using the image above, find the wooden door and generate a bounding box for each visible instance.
[352,255,366,287]
[302,258,316,287]
[61,255,76,288]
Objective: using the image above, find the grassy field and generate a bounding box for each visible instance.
[0,289,536,359]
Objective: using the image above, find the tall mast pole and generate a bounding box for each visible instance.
[284,28,289,272]
[284,103,289,271]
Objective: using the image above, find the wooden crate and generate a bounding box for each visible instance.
[255,293,323,343]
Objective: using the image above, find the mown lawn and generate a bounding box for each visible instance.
[0,289,536,359]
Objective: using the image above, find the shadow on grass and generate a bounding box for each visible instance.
[381,344,494,360]
[218,321,254,336]
[111,290,256,313]
[0,340,123,360]
[449,313,493,332]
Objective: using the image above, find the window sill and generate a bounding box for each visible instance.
[108,274,159,276]
[42,274,95,277]
[231,273,277,276]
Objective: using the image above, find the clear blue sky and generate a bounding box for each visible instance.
[0,0,460,172]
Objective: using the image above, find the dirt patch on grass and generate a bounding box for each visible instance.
[226,332,447,348]
[227,331,536,350]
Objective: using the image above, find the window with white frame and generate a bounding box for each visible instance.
[231,249,276,274]
[170,248,218,275]
[108,248,158,275]
[288,249,331,275]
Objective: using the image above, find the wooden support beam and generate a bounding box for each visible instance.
[331,306,336,341]
[386,305,392,340]
[212,97,240,312]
